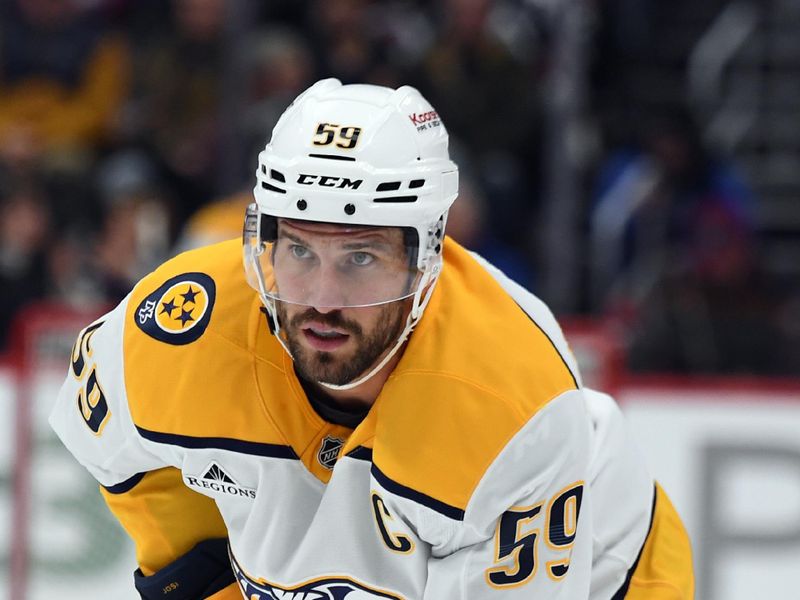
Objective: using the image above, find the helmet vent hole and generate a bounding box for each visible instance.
[308,153,356,162]
[372,196,417,204]
[261,165,267,174]
[270,169,286,183]
[261,181,286,194]
[376,181,401,192]
[409,179,425,189]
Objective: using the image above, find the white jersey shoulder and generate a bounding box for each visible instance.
[48,296,170,488]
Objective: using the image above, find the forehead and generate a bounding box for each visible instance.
[277,219,405,246]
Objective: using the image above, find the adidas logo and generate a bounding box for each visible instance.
[185,462,256,499]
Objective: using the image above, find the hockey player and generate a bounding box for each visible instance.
[50,79,694,599]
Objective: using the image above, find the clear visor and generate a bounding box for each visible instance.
[244,205,423,308]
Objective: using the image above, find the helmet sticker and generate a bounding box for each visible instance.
[135,272,216,345]
[408,110,441,132]
[312,123,362,149]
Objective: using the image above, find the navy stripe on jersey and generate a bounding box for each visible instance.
[513,302,579,389]
[136,426,299,459]
[345,446,373,461]
[371,463,465,521]
[103,472,146,494]
[611,484,658,599]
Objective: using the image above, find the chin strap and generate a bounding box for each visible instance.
[317,265,439,391]
[260,264,440,392]
[250,248,296,361]
[261,290,296,364]
[317,314,413,392]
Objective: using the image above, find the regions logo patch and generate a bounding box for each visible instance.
[135,272,215,345]
[318,436,344,470]
[184,461,256,499]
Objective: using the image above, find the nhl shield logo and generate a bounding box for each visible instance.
[317,436,344,470]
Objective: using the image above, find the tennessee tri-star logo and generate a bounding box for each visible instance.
[135,272,216,345]
[155,282,209,334]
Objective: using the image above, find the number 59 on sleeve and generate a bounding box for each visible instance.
[485,482,584,589]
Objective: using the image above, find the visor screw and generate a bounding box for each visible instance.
[296,199,307,211]
[344,203,356,215]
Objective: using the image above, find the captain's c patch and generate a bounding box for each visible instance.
[135,272,216,345]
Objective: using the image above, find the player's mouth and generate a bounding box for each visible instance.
[301,325,350,351]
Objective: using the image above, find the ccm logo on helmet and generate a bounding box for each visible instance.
[297,174,363,189]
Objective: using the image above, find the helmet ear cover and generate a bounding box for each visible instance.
[259,214,278,243]
[403,227,420,270]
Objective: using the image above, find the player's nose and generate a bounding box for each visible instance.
[303,264,349,312]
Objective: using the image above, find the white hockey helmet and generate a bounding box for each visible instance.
[244,78,459,312]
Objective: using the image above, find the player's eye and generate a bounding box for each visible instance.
[289,244,312,259]
[350,251,375,266]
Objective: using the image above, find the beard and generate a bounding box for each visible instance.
[276,301,407,386]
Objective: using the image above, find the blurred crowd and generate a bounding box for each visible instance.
[1,0,797,375]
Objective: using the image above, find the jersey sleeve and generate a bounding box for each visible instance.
[48,295,167,486]
[420,390,593,599]
[48,295,229,578]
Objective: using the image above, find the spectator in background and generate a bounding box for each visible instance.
[125,0,228,219]
[304,0,390,84]
[418,0,544,256]
[26,150,176,317]
[421,0,539,153]
[173,188,250,253]
[0,0,129,168]
[0,178,52,349]
[174,26,316,254]
[236,27,315,185]
[589,108,789,374]
[91,150,174,303]
[589,108,754,306]
[446,173,535,290]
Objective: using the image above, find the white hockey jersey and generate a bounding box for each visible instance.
[49,238,693,599]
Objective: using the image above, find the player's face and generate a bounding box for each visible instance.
[274,221,410,385]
